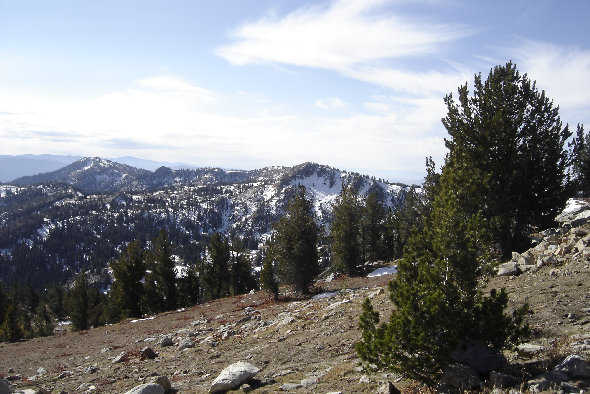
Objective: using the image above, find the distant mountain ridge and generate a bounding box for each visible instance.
[0,154,201,183]
[1,157,411,288]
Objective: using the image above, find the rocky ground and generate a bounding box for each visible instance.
[1,204,590,393]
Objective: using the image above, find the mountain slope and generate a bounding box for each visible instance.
[0,154,82,183]
[11,157,151,194]
[1,159,411,288]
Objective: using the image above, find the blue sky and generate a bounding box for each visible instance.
[1,0,589,183]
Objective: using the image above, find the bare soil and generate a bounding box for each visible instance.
[0,256,588,393]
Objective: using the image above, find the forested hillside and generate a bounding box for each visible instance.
[0,160,409,289]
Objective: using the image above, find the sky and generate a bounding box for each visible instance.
[1,0,589,184]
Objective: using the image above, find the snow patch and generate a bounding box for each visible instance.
[367,266,397,277]
[312,291,338,300]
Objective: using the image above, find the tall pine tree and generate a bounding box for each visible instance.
[442,61,570,255]
[569,124,590,195]
[110,240,145,319]
[203,232,231,300]
[144,230,177,313]
[330,184,362,275]
[273,186,320,294]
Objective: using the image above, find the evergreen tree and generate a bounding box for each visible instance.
[0,304,23,342]
[177,261,201,307]
[273,186,320,294]
[442,61,570,255]
[357,129,530,386]
[32,304,54,337]
[230,237,256,296]
[330,185,362,275]
[569,124,590,195]
[0,282,7,326]
[390,187,425,259]
[260,240,279,300]
[110,240,145,319]
[144,230,177,313]
[66,273,90,331]
[46,284,66,320]
[203,232,231,300]
[361,192,388,263]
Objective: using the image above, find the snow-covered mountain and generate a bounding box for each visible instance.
[0,158,412,288]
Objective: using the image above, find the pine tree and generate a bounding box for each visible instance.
[570,124,590,195]
[273,186,320,294]
[356,139,530,386]
[390,187,425,259]
[46,284,66,320]
[66,273,90,331]
[0,304,23,342]
[32,304,55,337]
[442,61,570,255]
[144,230,177,313]
[361,191,388,263]
[177,256,202,307]
[203,232,231,300]
[0,282,7,327]
[110,240,145,319]
[330,185,362,275]
[230,237,256,296]
[260,240,279,300]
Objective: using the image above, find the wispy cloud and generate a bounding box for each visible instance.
[217,0,471,95]
[512,40,590,123]
[315,97,348,110]
[137,75,217,102]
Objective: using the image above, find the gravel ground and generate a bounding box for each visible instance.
[0,254,588,393]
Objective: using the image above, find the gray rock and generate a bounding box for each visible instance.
[210,361,260,393]
[112,351,129,364]
[377,380,401,394]
[178,338,195,350]
[280,383,303,390]
[527,378,555,392]
[149,376,172,392]
[0,379,10,394]
[124,383,165,394]
[160,336,173,347]
[516,343,545,358]
[442,363,481,389]
[140,347,157,360]
[452,340,506,374]
[490,371,517,388]
[85,365,99,374]
[554,354,590,378]
[497,261,520,276]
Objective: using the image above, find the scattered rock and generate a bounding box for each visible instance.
[112,351,129,364]
[177,338,195,350]
[140,347,157,360]
[451,340,506,374]
[442,363,481,389]
[124,383,165,394]
[148,376,172,392]
[377,380,401,394]
[210,361,260,393]
[280,383,303,390]
[358,375,371,384]
[159,336,173,347]
[85,365,99,374]
[554,354,590,378]
[516,343,545,358]
[497,261,520,276]
[489,371,517,388]
[0,379,10,394]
